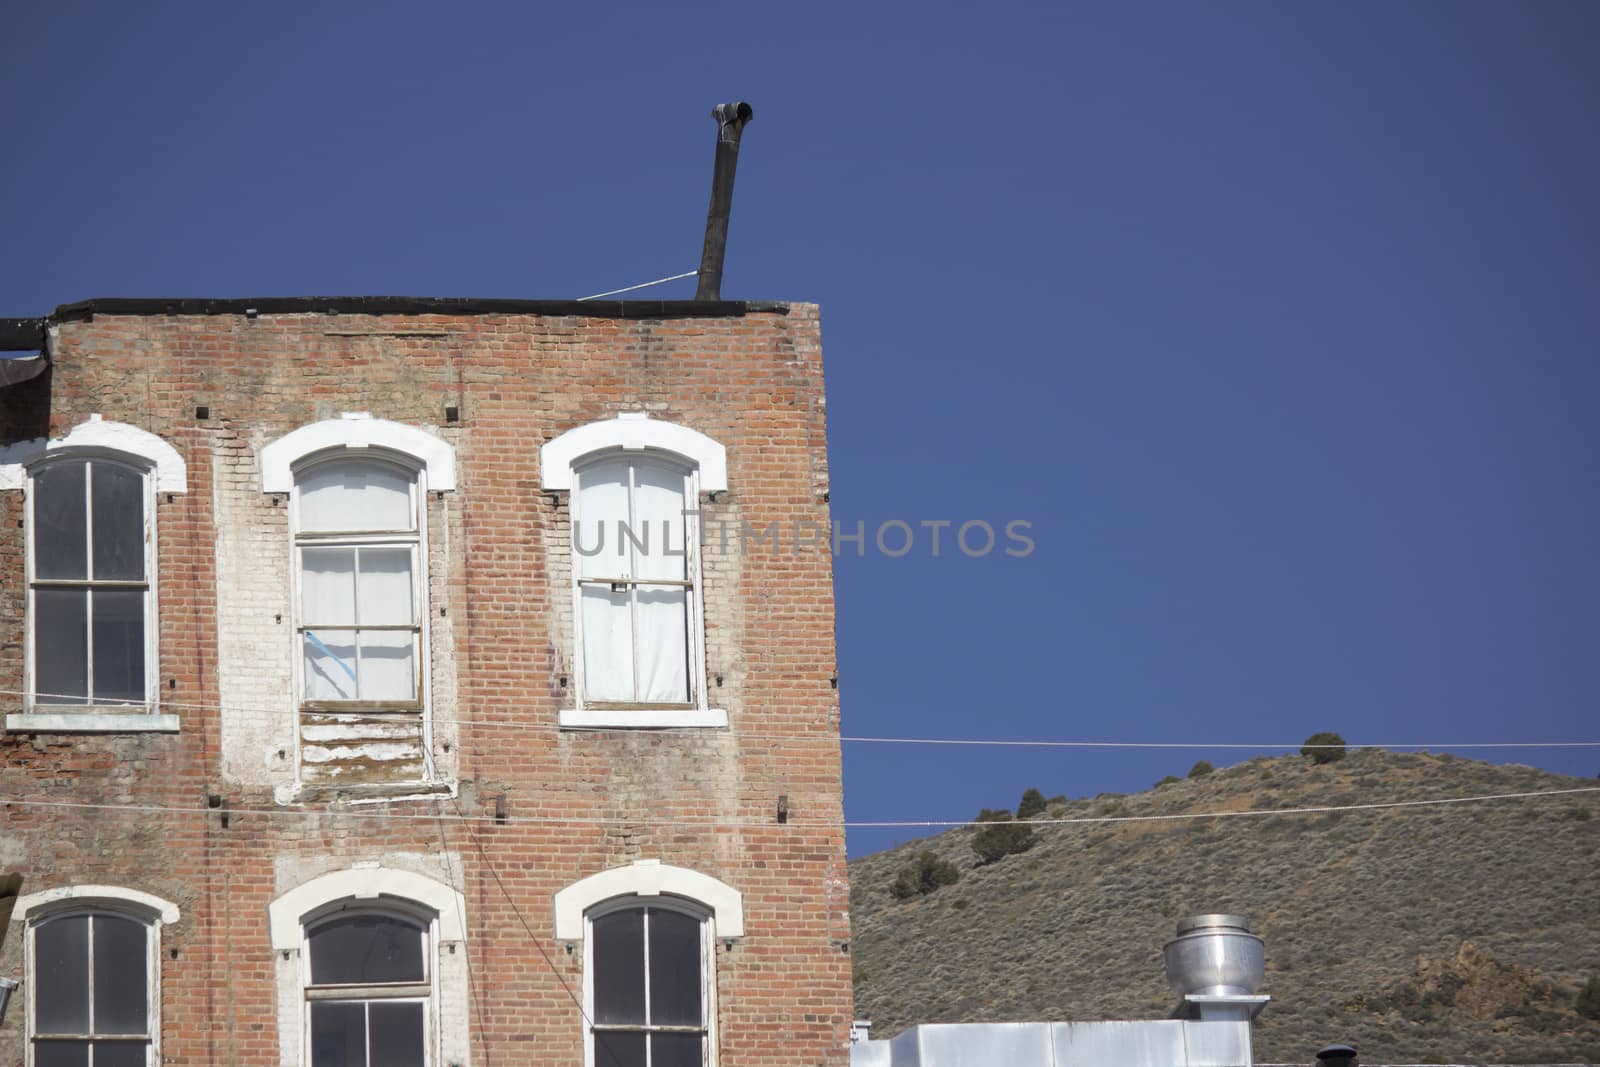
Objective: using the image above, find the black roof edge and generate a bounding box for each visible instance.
[1,318,46,351]
[48,296,791,323]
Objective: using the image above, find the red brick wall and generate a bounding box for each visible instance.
[0,305,852,1066]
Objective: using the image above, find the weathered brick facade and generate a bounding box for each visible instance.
[0,299,851,1065]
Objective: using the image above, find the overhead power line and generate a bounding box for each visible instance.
[838,736,1600,751]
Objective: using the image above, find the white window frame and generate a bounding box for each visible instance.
[583,898,716,1067]
[15,886,180,1067]
[541,415,728,730]
[299,903,437,1067]
[554,860,743,1067]
[571,452,707,711]
[288,452,428,715]
[260,415,456,787]
[25,455,157,707]
[268,867,467,1067]
[2,417,184,734]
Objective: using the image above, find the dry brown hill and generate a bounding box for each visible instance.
[849,749,1600,1064]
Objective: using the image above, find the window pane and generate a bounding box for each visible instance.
[92,915,149,1034]
[32,1042,89,1067]
[302,548,357,625]
[651,1031,706,1067]
[648,910,703,1027]
[591,909,645,1026]
[632,461,687,583]
[35,589,89,704]
[299,462,413,533]
[593,1031,646,1067]
[304,630,358,701]
[92,590,146,705]
[309,914,426,985]
[635,587,689,704]
[91,1041,150,1067]
[358,632,415,702]
[580,586,633,702]
[34,461,87,580]
[309,1001,366,1067]
[356,548,413,626]
[34,914,90,1033]
[575,459,630,579]
[91,463,145,581]
[367,1002,426,1067]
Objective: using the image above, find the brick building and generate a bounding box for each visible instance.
[0,296,851,1067]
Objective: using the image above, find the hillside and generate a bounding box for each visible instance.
[849,749,1600,1064]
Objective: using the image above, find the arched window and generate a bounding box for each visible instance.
[542,415,728,729]
[28,456,153,712]
[268,866,469,1067]
[303,909,431,1067]
[261,415,455,787]
[292,456,423,709]
[16,886,180,1067]
[2,417,186,730]
[586,900,712,1067]
[554,860,743,1067]
[573,453,696,706]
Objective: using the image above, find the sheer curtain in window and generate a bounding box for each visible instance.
[576,456,692,705]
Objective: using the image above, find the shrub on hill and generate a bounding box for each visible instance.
[971,808,1036,864]
[1578,975,1600,1020]
[1188,760,1214,778]
[1017,788,1048,819]
[1301,731,1348,764]
[888,851,961,900]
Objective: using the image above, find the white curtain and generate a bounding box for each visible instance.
[303,628,358,701]
[576,459,630,580]
[299,461,413,533]
[359,631,415,702]
[302,547,357,624]
[632,463,689,702]
[578,459,635,701]
[581,586,633,701]
[301,546,415,701]
[576,457,691,703]
[357,548,413,624]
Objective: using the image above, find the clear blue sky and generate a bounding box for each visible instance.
[4,2,1596,856]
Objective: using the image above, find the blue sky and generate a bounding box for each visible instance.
[4,2,1596,856]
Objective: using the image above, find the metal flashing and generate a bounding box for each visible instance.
[47,296,791,322]
[0,318,45,350]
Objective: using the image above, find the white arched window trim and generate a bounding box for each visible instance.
[267,866,466,950]
[552,859,744,941]
[0,415,187,493]
[264,415,455,795]
[259,413,456,493]
[540,413,726,492]
[15,884,181,926]
[5,423,180,733]
[269,866,471,1067]
[17,885,179,1067]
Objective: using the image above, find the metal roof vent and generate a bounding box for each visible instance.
[1163,914,1266,997]
[1316,1043,1358,1067]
